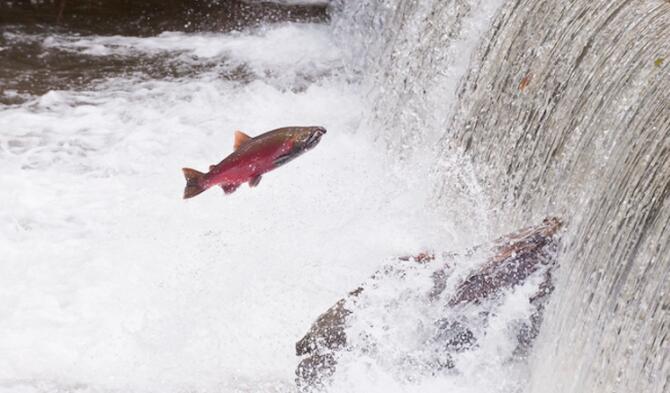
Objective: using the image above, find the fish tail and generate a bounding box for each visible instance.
[182,168,206,199]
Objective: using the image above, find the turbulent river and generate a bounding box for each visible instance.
[1,1,668,393]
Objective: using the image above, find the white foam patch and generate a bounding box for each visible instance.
[0,24,447,393]
[41,24,341,76]
[325,252,543,393]
[0,9,527,393]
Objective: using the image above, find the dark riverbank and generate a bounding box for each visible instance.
[0,0,329,35]
[0,0,330,105]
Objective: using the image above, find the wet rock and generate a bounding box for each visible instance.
[433,319,477,352]
[296,353,336,391]
[295,217,562,389]
[295,287,363,357]
[448,217,560,306]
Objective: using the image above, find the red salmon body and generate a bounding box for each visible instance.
[182,126,326,199]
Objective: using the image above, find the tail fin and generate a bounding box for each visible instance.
[182,168,206,199]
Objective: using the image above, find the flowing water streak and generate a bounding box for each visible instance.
[331,0,505,158]
[332,0,669,392]
[440,1,670,392]
[329,0,507,243]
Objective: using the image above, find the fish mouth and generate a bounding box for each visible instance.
[303,126,326,150]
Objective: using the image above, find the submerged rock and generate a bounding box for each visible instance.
[295,217,562,389]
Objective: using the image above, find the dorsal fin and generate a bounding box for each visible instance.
[234,130,252,150]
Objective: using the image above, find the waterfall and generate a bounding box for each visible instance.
[331,0,670,392]
[1,0,667,391]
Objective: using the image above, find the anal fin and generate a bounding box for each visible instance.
[249,175,262,188]
[221,184,239,194]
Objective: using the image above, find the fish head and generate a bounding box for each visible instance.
[271,126,327,168]
[294,126,327,151]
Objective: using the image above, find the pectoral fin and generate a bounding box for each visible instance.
[249,175,262,188]
[221,184,239,194]
[234,130,252,150]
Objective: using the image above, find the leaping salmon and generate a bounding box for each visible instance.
[182,126,326,199]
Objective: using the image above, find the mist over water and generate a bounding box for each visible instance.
[2,1,668,393]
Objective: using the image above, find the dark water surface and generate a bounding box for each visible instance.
[0,25,257,105]
[0,0,328,34]
[0,1,329,105]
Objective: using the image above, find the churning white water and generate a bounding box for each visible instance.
[0,21,463,393]
[6,0,654,390]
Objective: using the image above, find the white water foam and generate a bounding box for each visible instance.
[323,250,546,393]
[1,1,539,391]
[0,22,449,393]
[40,24,339,67]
